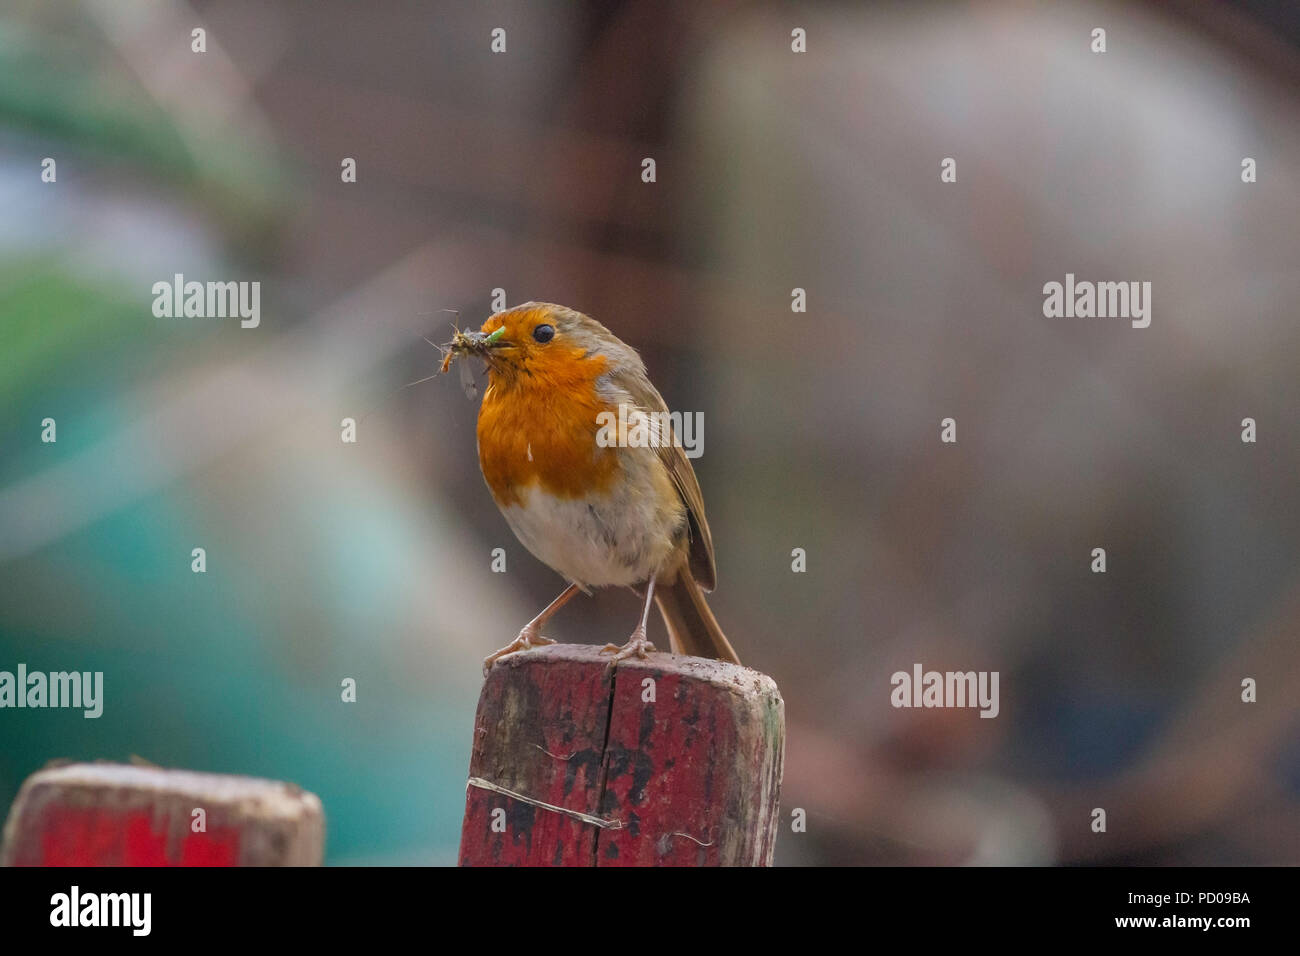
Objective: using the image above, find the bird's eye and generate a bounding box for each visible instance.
[532,324,555,343]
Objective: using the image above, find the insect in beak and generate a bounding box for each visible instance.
[439,325,506,399]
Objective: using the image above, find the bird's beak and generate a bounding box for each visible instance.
[470,327,509,350]
[449,326,509,356]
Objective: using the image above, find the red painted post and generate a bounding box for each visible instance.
[458,644,785,866]
[1,763,325,866]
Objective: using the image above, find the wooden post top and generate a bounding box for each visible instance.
[490,642,781,694]
[460,643,786,866]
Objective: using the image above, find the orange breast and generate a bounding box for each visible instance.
[477,347,621,507]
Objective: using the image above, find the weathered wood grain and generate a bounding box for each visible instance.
[459,644,784,866]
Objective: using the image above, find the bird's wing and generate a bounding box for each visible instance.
[604,366,717,591]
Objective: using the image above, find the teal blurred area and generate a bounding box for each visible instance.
[0,1,536,864]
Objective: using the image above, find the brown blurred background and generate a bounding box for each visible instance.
[1,0,1298,864]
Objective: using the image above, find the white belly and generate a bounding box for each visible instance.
[499,484,683,589]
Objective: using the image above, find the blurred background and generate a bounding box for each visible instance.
[2,0,1299,865]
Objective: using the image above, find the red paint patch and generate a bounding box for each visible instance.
[27,807,239,866]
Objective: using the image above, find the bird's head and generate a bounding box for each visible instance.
[445,302,643,393]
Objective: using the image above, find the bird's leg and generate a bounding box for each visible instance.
[483,583,580,676]
[600,577,658,665]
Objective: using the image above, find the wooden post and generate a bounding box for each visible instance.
[1,763,325,866]
[458,644,785,866]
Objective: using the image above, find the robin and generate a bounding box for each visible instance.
[442,302,740,675]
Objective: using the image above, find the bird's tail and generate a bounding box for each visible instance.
[654,574,741,664]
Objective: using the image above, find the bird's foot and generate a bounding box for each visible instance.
[483,626,556,676]
[599,627,657,668]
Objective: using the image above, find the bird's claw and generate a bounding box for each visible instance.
[599,629,656,669]
[483,628,556,676]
